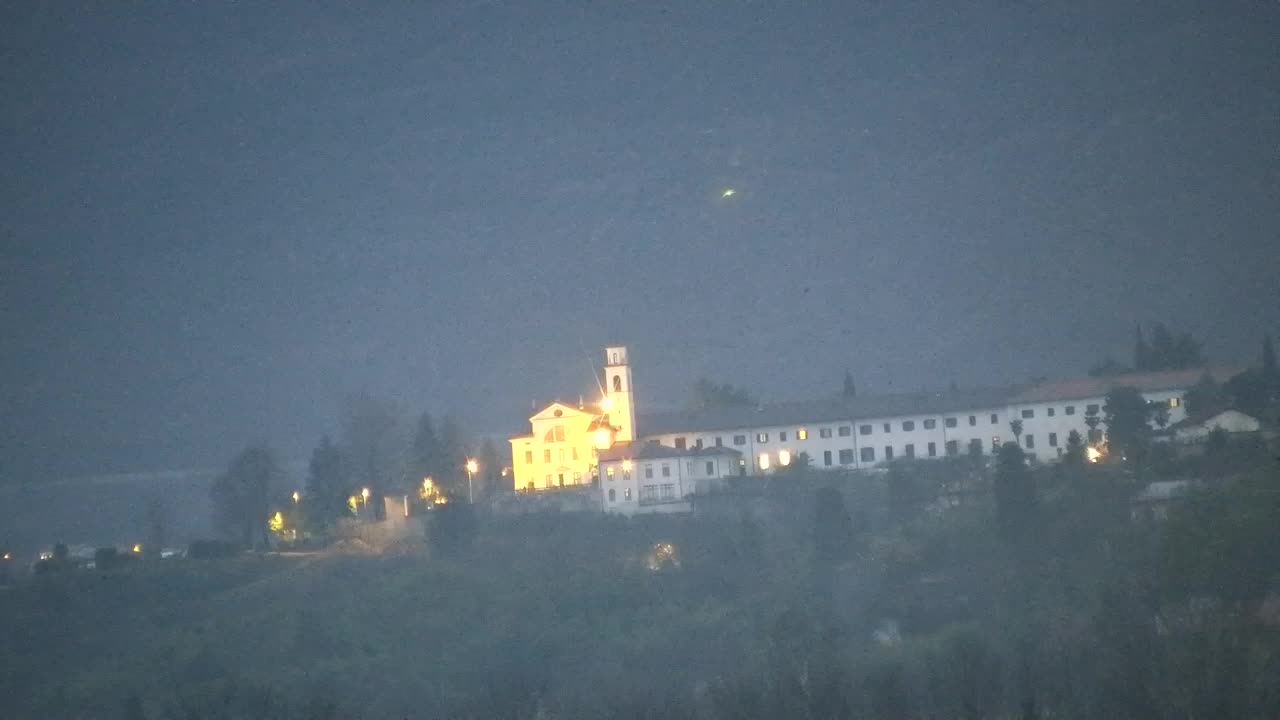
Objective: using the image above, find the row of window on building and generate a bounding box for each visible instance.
[604,484,676,504]
[604,459,718,482]
[667,399,1174,450]
[758,431,1070,469]
[525,447,581,464]
[670,424,855,451]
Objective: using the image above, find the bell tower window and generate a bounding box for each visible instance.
[612,374,622,392]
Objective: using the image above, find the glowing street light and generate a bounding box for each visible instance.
[361,487,370,505]
[291,490,300,504]
[465,459,479,504]
[721,188,737,199]
[621,459,633,473]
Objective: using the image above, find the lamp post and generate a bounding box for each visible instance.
[465,459,478,504]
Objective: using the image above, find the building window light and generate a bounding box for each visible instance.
[778,450,792,466]
[758,453,771,470]
[797,429,808,440]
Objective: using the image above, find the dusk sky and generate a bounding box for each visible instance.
[3,0,1277,480]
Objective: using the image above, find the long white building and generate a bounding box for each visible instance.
[510,346,1233,516]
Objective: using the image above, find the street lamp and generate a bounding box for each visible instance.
[292,490,300,504]
[465,459,479,503]
[361,487,370,506]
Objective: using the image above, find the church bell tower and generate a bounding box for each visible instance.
[604,346,636,442]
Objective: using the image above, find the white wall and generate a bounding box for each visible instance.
[636,388,1190,474]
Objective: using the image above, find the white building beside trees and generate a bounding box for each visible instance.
[509,346,1234,516]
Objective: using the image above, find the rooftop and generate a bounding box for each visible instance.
[637,385,1022,436]
[598,440,741,463]
[1007,367,1238,404]
[634,368,1242,437]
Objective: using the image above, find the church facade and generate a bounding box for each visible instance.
[510,346,1228,516]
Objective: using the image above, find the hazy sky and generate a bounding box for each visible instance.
[3,0,1277,479]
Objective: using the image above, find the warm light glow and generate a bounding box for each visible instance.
[268,511,285,534]
[721,188,737,199]
[621,459,633,472]
[361,487,370,502]
[758,453,771,470]
[797,429,808,440]
[291,490,300,504]
[2,552,11,560]
[1087,446,1103,463]
[347,495,359,514]
[647,542,682,572]
[466,458,479,475]
[436,496,449,505]
[593,428,612,449]
[132,544,142,554]
[599,396,614,411]
[778,450,792,466]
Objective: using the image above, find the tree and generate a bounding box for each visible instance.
[1088,356,1129,377]
[304,435,349,531]
[994,443,1036,541]
[1063,430,1086,466]
[408,411,443,493]
[210,445,278,550]
[1184,371,1225,417]
[1150,401,1171,431]
[691,377,755,411]
[1139,322,1203,371]
[1009,418,1024,447]
[1133,324,1151,372]
[1225,369,1270,418]
[477,437,506,499]
[842,370,857,399]
[1102,386,1153,461]
[436,415,467,499]
[340,394,406,520]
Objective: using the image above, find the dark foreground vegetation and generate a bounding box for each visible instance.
[3,439,1279,719]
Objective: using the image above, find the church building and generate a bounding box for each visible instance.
[508,345,636,492]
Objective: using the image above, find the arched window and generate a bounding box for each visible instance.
[612,374,622,392]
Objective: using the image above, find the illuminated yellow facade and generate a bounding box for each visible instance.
[509,346,637,491]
